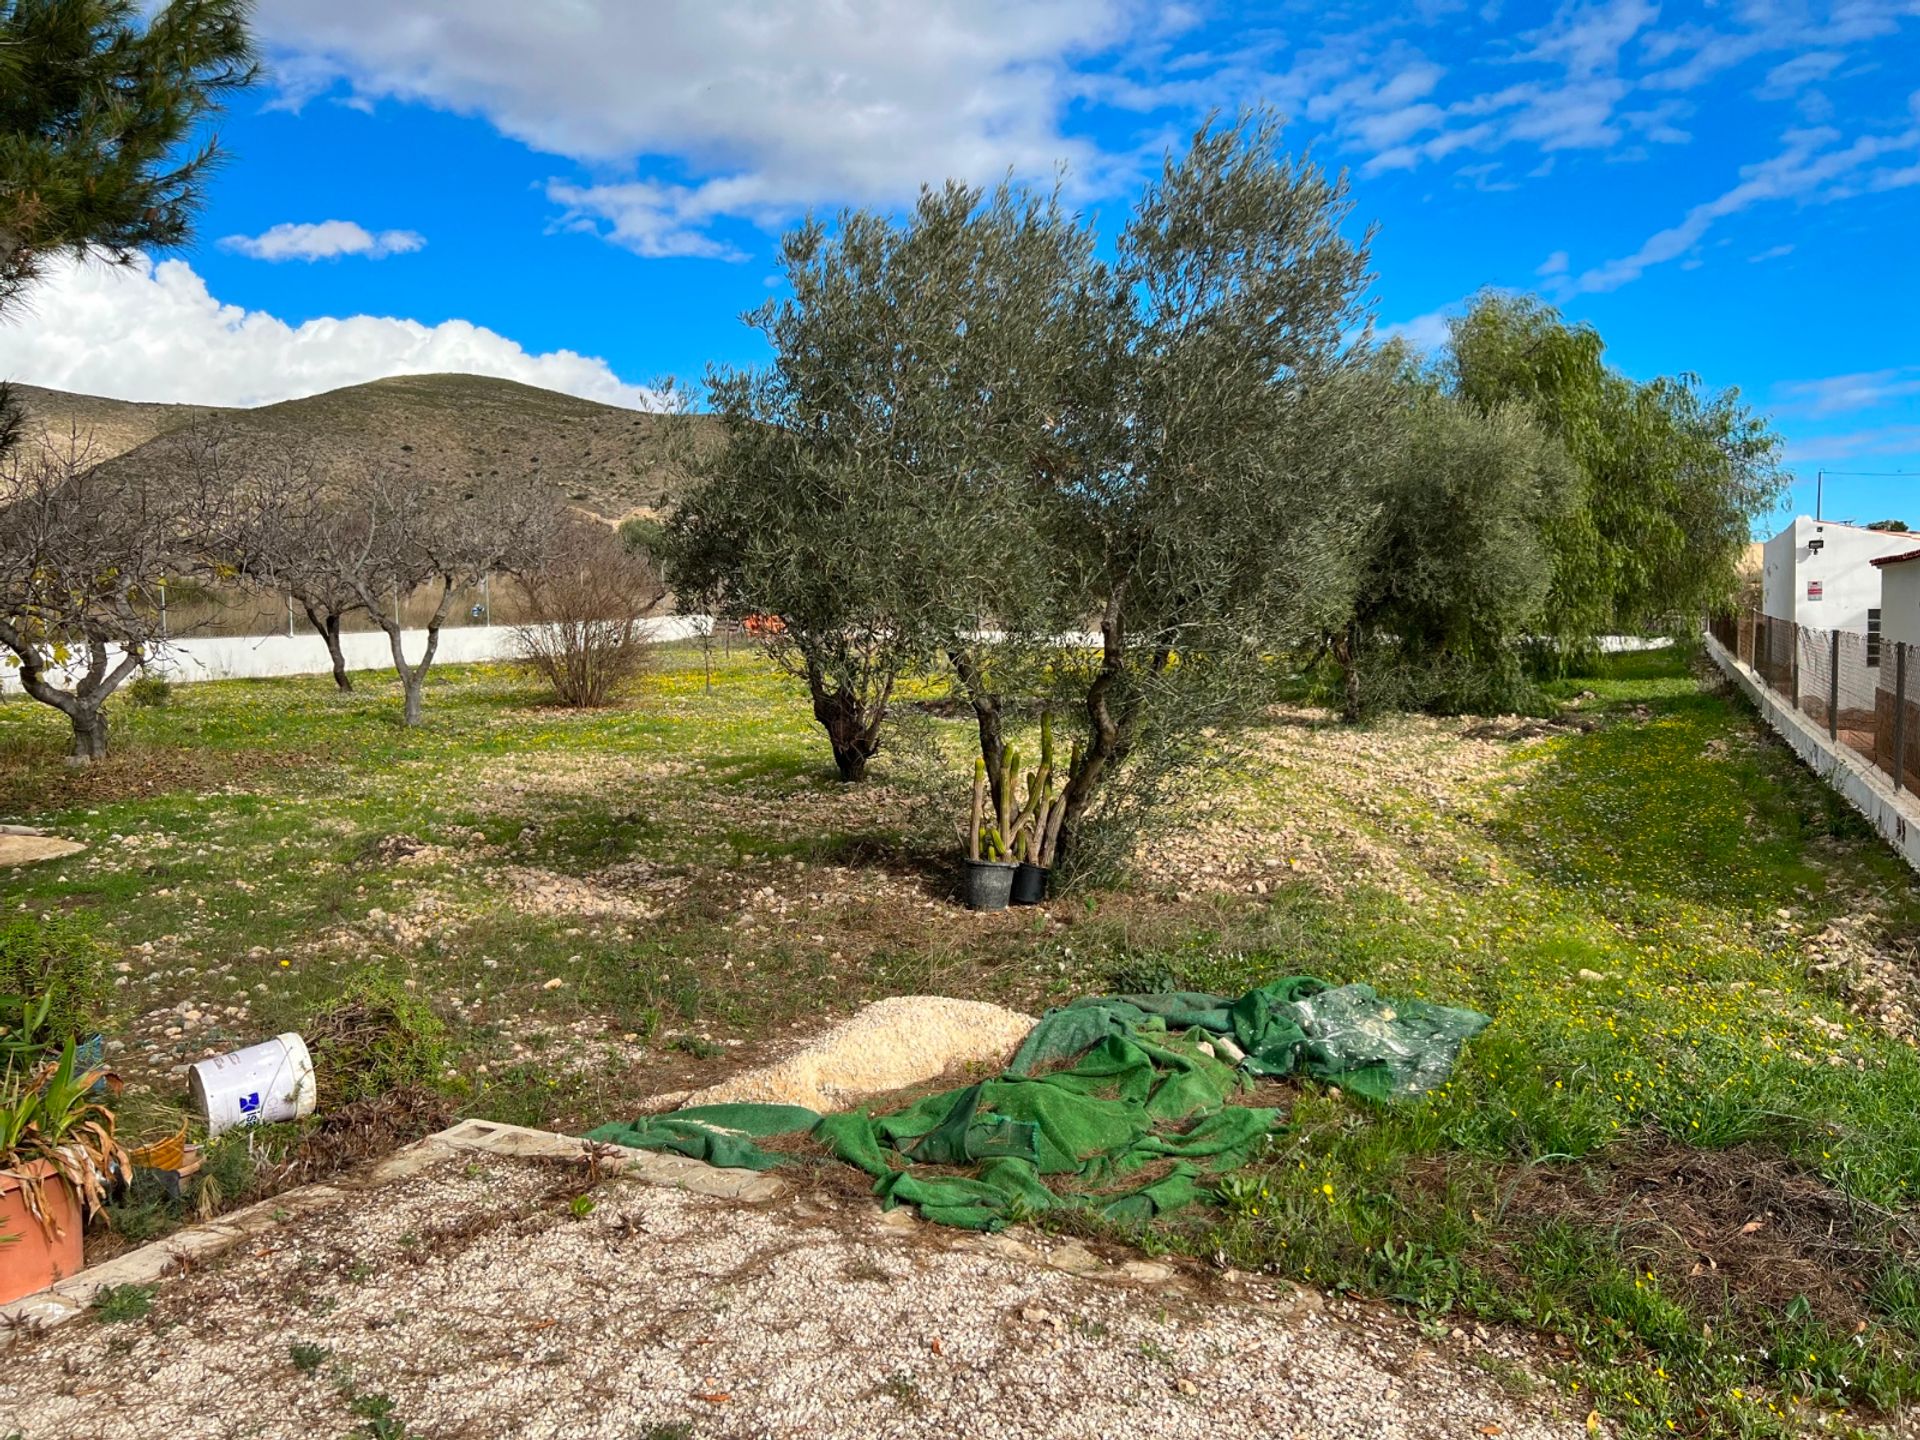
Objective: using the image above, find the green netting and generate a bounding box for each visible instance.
[584,977,1488,1231]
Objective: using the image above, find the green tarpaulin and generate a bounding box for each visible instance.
[585,977,1488,1232]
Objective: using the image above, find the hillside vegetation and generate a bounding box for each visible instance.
[13,373,686,519]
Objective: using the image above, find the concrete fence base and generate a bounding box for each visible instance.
[1,616,708,694]
[1702,629,1920,874]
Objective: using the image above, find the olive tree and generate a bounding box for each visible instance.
[1031,114,1394,873]
[666,182,1093,781]
[1332,391,1579,718]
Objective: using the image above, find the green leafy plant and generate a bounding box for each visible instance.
[303,968,448,1105]
[0,914,114,1071]
[127,673,173,708]
[91,1283,154,1323]
[1,1040,128,1244]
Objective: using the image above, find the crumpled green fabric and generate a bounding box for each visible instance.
[1009,977,1488,1101]
[585,1102,820,1171]
[584,977,1488,1231]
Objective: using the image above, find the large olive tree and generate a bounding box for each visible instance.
[1032,114,1395,873]
[666,182,1093,781]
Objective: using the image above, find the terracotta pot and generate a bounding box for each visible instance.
[0,1160,85,1305]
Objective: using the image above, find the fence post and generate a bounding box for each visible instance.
[1829,629,1840,741]
[1790,621,1800,709]
[1897,645,1909,793]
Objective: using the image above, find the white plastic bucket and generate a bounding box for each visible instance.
[188,1033,318,1136]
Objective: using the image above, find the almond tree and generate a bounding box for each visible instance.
[0,433,240,759]
[287,467,561,726]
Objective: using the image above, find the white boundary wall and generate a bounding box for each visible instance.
[1702,629,1920,875]
[1,616,708,694]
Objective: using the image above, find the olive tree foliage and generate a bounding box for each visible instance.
[1029,115,1394,875]
[666,182,1095,781]
[1445,292,1786,652]
[0,432,244,759]
[1332,391,1579,719]
[0,0,257,450]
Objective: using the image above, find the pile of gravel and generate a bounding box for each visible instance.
[665,994,1036,1112]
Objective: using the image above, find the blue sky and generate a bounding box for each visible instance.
[3,0,1918,530]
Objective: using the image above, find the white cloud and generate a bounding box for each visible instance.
[1782,424,1920,463]
[1536,249,1570,276]
[0,254,656,409]
[1376,302,1460,354]
[1562,117,1920,293]
[1775,368,1920,416]
[253,0,1131,257]
[221,219,427,262]
[1747,242,1795,262]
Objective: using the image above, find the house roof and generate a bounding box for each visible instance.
[1870,548,1920,568]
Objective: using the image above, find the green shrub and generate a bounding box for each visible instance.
[304,968,448,1104]
[0,914,115,1068]
[127,673,173,708]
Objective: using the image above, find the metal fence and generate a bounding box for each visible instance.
[1708,609,1920,792]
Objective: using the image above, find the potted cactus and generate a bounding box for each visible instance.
[1,1040,127,1304]
[962,719,1074,910]
[1009,715,1070,905]
[963,752,1018,911]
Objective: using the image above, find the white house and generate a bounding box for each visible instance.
[1760,517,1918,635]
[1872,547,1920,651]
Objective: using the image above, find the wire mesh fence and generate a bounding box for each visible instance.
[1709,609,1919,793]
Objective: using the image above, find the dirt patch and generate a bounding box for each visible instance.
[1480,1140,1920,1338]
[254,1086,458,1197]
[0,830,85,865]
[0,740,316,812]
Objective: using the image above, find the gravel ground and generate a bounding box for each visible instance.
[1,1152,1591,1440]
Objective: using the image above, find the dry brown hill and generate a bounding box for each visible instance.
[9,382,234,463]
[14,373,688,520]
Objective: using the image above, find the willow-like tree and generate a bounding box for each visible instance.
[1445,292,1786,651]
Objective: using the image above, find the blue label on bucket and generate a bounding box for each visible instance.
[238,1091,261,1114]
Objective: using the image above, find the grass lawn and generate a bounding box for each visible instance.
[4,641,1918,1438]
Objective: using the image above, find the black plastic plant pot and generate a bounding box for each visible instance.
[962,859,1017,911]
[1009,862,1049,906]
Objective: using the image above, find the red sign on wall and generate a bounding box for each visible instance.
[1807,580,1824,601]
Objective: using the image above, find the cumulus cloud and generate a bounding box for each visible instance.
[0,254,656,409]
[252,0,1131,257]
[221,219,427,262]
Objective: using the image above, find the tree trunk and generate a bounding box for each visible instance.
[402,675,424,727]
[304,605,353,692]
[949,648,1006,810]
[68,705,109,764]
[1334,620,1361,723]
[809,677,887,782]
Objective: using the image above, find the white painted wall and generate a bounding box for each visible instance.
[1878,557,1920,649]
[1759,517,1914,632]
[0,616,707,695]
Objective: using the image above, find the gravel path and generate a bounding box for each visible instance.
[1,1152,1591,1440]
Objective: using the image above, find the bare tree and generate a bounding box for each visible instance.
[515,518,667,706]
[292,467,561,726]
[0,434,241,760]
